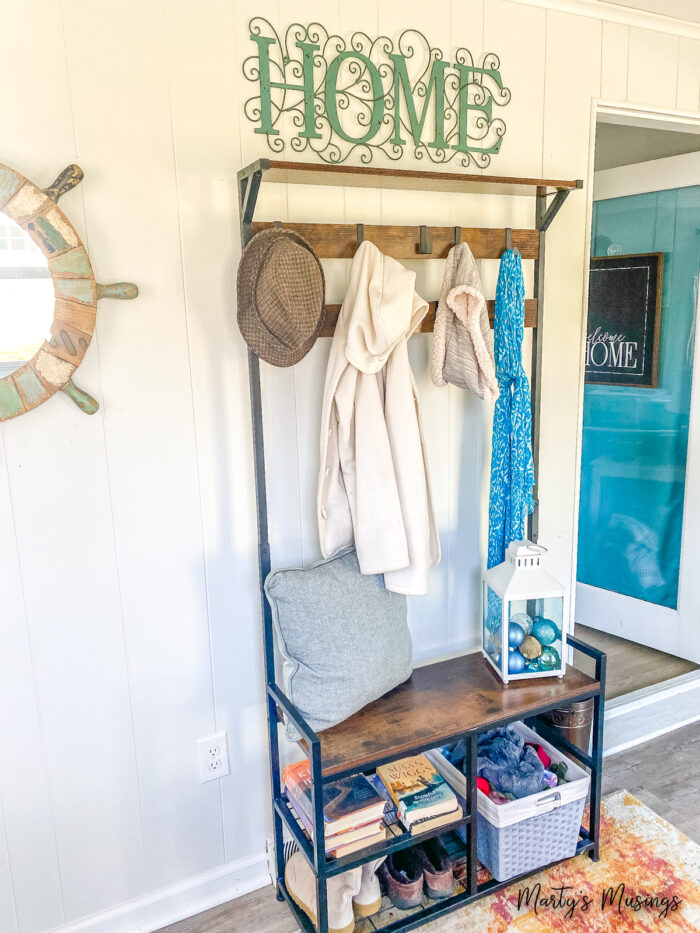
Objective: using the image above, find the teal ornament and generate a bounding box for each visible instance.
[510,612,533,635]
[486,614,500,634]
[539,646,561,670]
[508,650,526,674]
[525,659,541,672]
[508,622,525,649]
[532,618,559,646]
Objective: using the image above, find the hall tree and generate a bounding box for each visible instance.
[0,2,698,932]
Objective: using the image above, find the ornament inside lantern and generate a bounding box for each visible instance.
[483,540,567,684]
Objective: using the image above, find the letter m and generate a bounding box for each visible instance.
[389,54,448,149]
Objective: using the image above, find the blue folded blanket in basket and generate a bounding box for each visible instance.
[444,726,544,799]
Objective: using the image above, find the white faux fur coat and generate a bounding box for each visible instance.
[317,241,441,595]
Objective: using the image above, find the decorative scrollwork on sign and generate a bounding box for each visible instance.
[243,19,510,168]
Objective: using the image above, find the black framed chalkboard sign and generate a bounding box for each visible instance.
[585,252,664,388]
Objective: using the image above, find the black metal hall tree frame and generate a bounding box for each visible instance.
[237,158,604,933]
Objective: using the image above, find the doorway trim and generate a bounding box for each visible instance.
[574,97,700,754]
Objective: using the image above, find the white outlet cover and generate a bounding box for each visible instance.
[197,731,230,783]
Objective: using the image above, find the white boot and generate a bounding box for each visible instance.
[285,852,361,933]
[352,856,387,918]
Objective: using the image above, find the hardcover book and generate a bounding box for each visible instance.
[376,754,458,827]
[282,760,386,834]
[329,825,387,858]
[286,792,386,853]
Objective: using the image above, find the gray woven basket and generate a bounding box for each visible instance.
[476,794,586,881]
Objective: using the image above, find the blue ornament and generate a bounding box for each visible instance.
[508,622,525,649]
[485,614,500,634]
[510,612,533,635]
[532,618,559,646]
[508,650,526,674]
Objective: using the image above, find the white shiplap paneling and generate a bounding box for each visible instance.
[540,9,601,594]
[61,0,226,899]
[601,20,630,100]
[627,27,680,107]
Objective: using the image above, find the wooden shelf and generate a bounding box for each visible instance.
[243,159,583,197]
[314,654,599,777]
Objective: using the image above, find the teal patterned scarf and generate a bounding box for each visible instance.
[488,249,535,568]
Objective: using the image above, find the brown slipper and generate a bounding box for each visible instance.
[378,849,424,909]
[415,837,454,900]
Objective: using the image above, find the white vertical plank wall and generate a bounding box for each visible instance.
[0,1,697,931]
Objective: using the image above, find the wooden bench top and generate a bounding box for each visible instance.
[316,653,599,776]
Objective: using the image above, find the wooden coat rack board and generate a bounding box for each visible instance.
[250,221,540,334]
[238,159,586,933]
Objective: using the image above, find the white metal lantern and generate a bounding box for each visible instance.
[483,540,568,684]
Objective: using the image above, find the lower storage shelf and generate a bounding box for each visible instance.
[279,828,596,933]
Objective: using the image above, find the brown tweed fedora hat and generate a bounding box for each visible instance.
[237,227,325,367]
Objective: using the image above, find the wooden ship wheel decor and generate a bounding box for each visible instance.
[0,162,138,420]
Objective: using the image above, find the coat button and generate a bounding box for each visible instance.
[320,507,327,519]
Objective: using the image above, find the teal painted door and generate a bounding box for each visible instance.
[577,185,700,660]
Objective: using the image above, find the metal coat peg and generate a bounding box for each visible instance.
[505,227,513,251]
[274,220,282,228]
[419,225,432,254]
[356,223,364,245]
[454,226,462,246]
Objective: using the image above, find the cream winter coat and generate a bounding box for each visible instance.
[318,241,441,596]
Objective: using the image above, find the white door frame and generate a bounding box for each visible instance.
[572,98,700,751]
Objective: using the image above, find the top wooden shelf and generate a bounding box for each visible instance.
[240,159,584,198]
[313,653,599,777]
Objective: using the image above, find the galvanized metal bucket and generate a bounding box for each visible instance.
[542,699,594,752]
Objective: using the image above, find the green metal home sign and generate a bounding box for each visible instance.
[243,20,511,167]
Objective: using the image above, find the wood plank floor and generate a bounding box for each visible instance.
[158,721,700,933]
[574,623,698,699]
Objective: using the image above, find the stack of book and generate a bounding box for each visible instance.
[282,760,387,858]
[376,753,463,835]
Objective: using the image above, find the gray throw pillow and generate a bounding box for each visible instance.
[265,548,413,740]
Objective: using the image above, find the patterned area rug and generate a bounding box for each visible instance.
[359,791,700,932]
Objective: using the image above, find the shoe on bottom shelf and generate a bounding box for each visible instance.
[415,837,454,900]
[377,849,424,909]
[352,856,387,918]
[284,852,361,933]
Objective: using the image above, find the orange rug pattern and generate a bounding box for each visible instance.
[427,790,700,932]
[358,791,700,931]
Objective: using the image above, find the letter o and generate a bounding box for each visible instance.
[590,341,609,367]
[324,52,385,144]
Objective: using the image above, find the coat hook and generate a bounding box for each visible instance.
[505,227,513,251]
[454,226,462,247]
[419,225,432,255]
[274,220,282,228]
[356,223,364,245]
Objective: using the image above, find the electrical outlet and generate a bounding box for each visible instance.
[197,731,230,783]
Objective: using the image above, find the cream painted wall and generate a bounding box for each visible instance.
[0,2,698,932]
